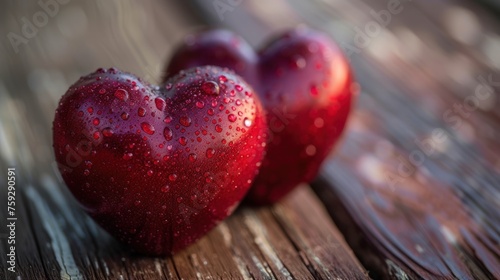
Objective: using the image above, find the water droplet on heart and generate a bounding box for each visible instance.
[93,131,101,140]
[228,114,237,122]
[244,118,252,127]
[219,75,227,83]
[155,97,166,111]
[169,174,177,181]
[161,185,170,193]
[196,101,205,108]
[179,137,187,146]
[215,124,223,133]
[314,118,324,128]
[92,118,100,126]
[293,56,306,69]
[179,116,192,127]
[201,81,219,95]
[147,170,154,176]
[206,148,215,158]
[176,197,183,203]
[114,89,129,101]
[305,145,316,156]
[164,116,172,123]
[235,84,243,92]
[87,107,94,114]
[310,85,319,96]
[134,200,141,206]
[141,122,155,135]
[188,153,197,162]
[138,107,146,117]
[99,88,106,94]
[83,169,90,176]
[121,112,129,120]
[163,127,173,141]
[103,127,114,137]
[123,153,133,160]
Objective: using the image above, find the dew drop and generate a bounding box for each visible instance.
[141,122,155,135]
[196,101,205,108]
[164,116,172,123]
[179,116,192,127]
[169,174,178,181]
[123,153,133,160]
[87,107,94,114]
[161,185,170,193]
[310,85,319,96]
[228,114,237,122]
[92,118,100,126]
[235,84,243,92]
[121,112,129,120]
[138,107,146,117]
[103,127,114,137]
[219,75,227,83]
[305,145,317,156]
[114,89,129,101]
[314,117,324,128]
[244,118,252,127]
[293,56,306,69]
[179,137,187,146]
[99,88,106,94]
[163,127,173,141]
[188,153,197,162]
[206,148,215,158]
[215,124,223,133]
[201,81,219,95]
[147,170,154,176]
[155,97,166,111]
[83,169,90,176]
[93,131,100,140]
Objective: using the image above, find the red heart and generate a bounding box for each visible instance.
[53,66,267,255]
[167,28,356,204]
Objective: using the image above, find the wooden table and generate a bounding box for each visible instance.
[0,0,499,279]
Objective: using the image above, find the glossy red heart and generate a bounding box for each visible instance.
[166,28,356,204]
[53,66,266,255]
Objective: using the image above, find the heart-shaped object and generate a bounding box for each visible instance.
[166,28,356,204]
[53,66,266,255]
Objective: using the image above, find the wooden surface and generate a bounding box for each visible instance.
[1,0,500,279]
